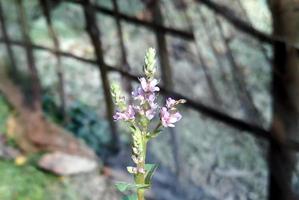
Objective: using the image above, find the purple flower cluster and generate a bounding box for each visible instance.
[113,105,135,121]
[160,98,182,127]
[113,77,183,128]
[132,78,159,120]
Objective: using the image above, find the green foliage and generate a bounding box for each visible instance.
[111,82,127,111]
[144,164,158,185]
[0,160,56,200]
[115,182,149,192]
[147,129,162,139]
[0,95,11,134]
[0,158,100,200]
[144,47,156,79]
[122,194,138,200]
[115,182,130,192]
[66,102,111,156]
[42,93,112,156]
[42,92,64,124]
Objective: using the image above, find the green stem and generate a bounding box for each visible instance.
[135,136,148,200]
[153,122,162,132]
[137,189,145,200]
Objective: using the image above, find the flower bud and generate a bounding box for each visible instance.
[144,47,156,79]
[127,166,138,174]
[140,116,149,128]
[132,147,139,154]
[138,167,146,174]
[111,82,121,98]
[111,82,126,111]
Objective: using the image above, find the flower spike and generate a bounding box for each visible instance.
[111,48,184,200]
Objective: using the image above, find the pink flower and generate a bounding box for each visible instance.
[145,107,156,120]
[145,99,158,120]
[132,87,145,102]
[160,107,182,127]
[132,78,158,118]
[139,77,160,93]
[147,93,156,103]
[166,98,176,108]
[132,86,157,103]
[113,105,135,121]
[138,167,146,174]
[134,102,157,120]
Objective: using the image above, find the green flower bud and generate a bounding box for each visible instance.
[144,47,156,79]
[140,116,149,129]
[111,83,121,98]
[110,82,127,111]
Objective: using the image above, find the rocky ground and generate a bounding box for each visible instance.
[0,140,121,200]
[0,92,120,200]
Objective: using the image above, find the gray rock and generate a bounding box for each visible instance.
[38,151,98,175]
[0,134,20,159]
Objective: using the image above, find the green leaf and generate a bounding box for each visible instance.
[115,182,131,192]
[144,164,158,184]
[115,182,150,192]
[140,116,149,128]
[122,194,138,200]
[147,129,162,139]
[136,184,150,189]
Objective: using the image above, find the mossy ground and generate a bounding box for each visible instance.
[0,95,61,200]
[0,94,118,200]
[0,160,58,200]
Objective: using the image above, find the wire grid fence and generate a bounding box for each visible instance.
[0,0,277,144]
[0,0,299,199]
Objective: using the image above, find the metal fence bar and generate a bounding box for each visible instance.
[195,0,299,52]
[215,16,264,125]
[235,0,271,64]
[0,1,18,77]
[182,5,223,105]
[16,0,42,108]
[149,0,182,177]
[40,0,67,121]
[111,0,132,101]
[62,0,299,52]
[82,0,119,151]
[63,0,195,41]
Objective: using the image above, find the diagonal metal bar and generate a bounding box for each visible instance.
[16,0,42,108]
[195,0,299,52]
[62,0,195,40]
[0,1,18,77]
[111,0,133,100]
[40,0,67,121]
[39,0,296,49]
[82,0,119,151]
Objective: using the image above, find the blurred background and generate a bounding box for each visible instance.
[0,0,298,199]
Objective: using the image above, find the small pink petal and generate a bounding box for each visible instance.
[139,77,147,91]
